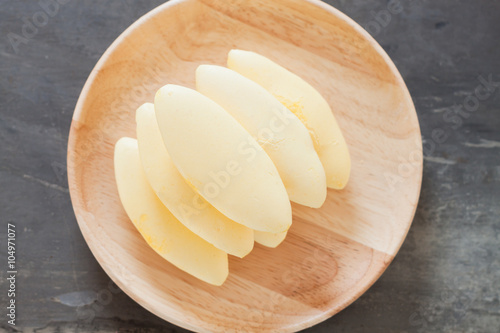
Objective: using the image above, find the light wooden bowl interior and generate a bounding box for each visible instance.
[67,0,422,332]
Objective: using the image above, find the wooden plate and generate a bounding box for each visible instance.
[67,0,422,331]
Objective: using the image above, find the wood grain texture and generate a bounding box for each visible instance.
[67,0,422,332]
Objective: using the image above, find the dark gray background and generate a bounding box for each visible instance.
[1,0,499,332]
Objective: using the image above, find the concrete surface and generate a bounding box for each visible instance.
[0,0,499,332]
